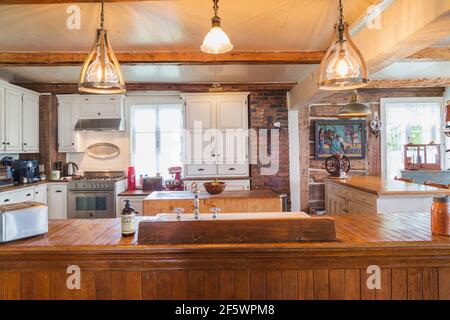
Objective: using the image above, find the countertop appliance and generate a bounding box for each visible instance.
[12,160,40,184]
[0,202,48,243]
[65,162,79,176]
[0,163,14,189]
[67,171,126,219]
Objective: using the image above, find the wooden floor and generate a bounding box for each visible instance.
[1,213,449,300]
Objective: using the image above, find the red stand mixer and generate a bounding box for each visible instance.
[165,166,184,191]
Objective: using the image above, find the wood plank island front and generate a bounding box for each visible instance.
[1,212,449,300]
[143,190,284,215]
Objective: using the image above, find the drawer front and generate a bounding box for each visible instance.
[186,164,217,177]
[217,163,249,176]
[0,192,18,205]
[15,188,36,202]
[339,187,355,200]
[354,190,377,208]
[327,183,340,195]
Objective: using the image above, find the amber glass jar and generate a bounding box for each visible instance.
[431,196,450,236]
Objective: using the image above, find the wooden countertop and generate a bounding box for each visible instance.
[1,213,449,253]
[145,190,281,200]
[0,181,48,193]
[326,176,450,196]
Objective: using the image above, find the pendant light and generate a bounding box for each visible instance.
[201,0,233,54]
[79,1,125,94]
[339,90,371,117]
[318,0,369,91]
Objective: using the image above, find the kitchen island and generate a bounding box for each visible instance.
[1,212,449,300]
[325,176,450,214]
[143,190,284,215]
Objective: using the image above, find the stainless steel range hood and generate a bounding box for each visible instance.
[74,118,125,132]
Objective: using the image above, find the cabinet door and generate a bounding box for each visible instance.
[79,95,122,119]
[5,88,23,152]
[58,97,80,152]
[216,96,248,129]
[216,129,248,164]
[22,93,40,152]
[48,184,67,219]
[348,200,377,214]
[184,129,217,164]
[0,87,5,151]
[34,184,48,205]
[185,97,215,130]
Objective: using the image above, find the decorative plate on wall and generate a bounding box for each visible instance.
[86,143,120,159]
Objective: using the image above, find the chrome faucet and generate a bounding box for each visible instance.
[174,207,184,220]
[193,190,200,220]
[210,207,220,219]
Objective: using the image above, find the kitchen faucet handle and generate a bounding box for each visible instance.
[174,208,184,220]
[210,207,220,219]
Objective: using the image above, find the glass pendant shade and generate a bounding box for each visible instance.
[201,0,233,54]
[201,25,233,54]
[79,4,125,94]
[339,91,371,117]
[319,22,369,91]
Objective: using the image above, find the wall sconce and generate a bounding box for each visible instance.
[370,111,382,138]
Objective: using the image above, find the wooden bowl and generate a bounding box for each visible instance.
[203,181,226,195]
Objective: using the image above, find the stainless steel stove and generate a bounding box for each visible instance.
[68,171,126,219]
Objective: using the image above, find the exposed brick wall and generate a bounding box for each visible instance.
[248,91,290,201]
[21,95,65,176]
[299,87,445,212]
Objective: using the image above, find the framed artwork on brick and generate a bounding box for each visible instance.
[314,119,367,160]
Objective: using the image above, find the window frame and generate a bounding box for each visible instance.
[126,96,184,181]
[380,97,445,179]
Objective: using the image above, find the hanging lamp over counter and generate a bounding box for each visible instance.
[79,1,125,94]
[201,0,233,54]
[318,0,369,91]
[338,90,371,117]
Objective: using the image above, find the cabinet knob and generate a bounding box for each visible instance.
[198,168,205,171]
[55,190,63,193]
[23,143,27,146]
[98,112,101,115]
[26,193,32,197]
[4,199,10,202]
[228,168,236,171]
[6,142,10,145]
[71,143,75,146]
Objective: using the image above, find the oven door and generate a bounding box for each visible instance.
[67,191,115,219]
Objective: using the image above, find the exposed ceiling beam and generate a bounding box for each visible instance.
[289,0,450,109]
[366,78,450,89]
[404,47,450,62]
[0,51,324,66]
[0,1,157,4]
[13,82,298,94]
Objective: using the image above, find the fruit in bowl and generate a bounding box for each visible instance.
[203,180,226,195]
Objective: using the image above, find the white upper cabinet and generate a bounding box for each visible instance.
[185,96,216,130]
[4,88,23,152]
[183,93,249,178]
[79,95,123,119]
[217,96,248,129]
[0,82,40,154]
[22,93,40,152]
[57,95,84,153]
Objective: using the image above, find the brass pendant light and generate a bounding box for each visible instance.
[318,0,369,91]
[339,90,371,117]
[201,0,233,54]
[79,1,125,94]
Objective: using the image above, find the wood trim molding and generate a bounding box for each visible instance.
[0,51,324,66]
[366,78,450,89]
[13,82,298,94]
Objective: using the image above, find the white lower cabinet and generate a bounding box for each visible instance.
[48,184,67,219]
[0,186,35,205]
[34,184,48,205]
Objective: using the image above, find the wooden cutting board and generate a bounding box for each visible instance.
[138,212,336,244]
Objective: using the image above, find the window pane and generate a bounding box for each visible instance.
[159,107,183,132]
[133,108,156,132]
[385,102,442,179]
[160,132,183,177]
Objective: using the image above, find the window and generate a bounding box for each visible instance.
[130,104,183,180]
[381,98,443,179]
